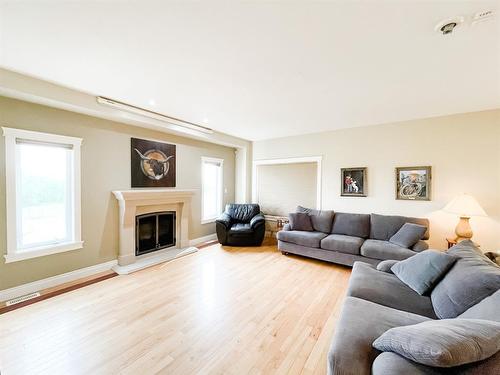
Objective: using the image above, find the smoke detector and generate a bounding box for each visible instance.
[435,16,465,35]
[435,11,494,35]
[472,10,494,25]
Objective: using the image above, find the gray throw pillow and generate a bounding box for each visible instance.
[372,319,500,367]
[389,223,427,248]
[391,250,457,295]
[431,240,500,319]
[376,259,399,273]
[296,206,334,233]
[288,212,313,231]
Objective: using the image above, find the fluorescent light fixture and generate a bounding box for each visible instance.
[96,96,213,134]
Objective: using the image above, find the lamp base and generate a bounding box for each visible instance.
[453,216,473,242]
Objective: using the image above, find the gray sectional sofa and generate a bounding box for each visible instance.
[328,240,500,374]
[277,207,430,266]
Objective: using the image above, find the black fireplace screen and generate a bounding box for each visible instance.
[136,211,176,256]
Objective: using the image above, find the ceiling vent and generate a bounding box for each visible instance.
[435,16,465,35]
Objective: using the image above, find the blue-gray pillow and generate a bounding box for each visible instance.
[296,206,334,233]
[389,223,427,248]
[373,319,500,367]
[431,240,500,319]
[376,259,399,273]
[391,250,457,295]
[288,212,313,231]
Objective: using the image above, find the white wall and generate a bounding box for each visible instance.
[257,162,317,216]
[253,110,500,251]
[0,96,236,289]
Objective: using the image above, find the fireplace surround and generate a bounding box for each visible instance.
[112,189,197,274]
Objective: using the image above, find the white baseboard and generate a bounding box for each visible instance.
[189,233,217,246]
[0,259,117,303]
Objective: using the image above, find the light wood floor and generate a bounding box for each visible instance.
[0,242,351,375]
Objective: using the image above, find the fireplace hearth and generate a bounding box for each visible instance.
[136,211,176,256]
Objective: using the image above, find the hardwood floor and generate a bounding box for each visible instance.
[0,241,351,375]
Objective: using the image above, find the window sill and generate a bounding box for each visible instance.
[4,241,84,263]
[201,218,217,225]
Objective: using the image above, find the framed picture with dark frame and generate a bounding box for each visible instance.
[341,167,367,197]
[131,137,176,188]
[395,166,431,201]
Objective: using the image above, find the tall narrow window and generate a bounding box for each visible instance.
[3,127,83,262]
[201,157,224,223]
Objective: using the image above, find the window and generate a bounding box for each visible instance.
[201,157,224,223]
[3,127,83,262]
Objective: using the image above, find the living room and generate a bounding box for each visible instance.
[0,1,499,374]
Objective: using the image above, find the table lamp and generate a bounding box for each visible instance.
[443,193,487,241]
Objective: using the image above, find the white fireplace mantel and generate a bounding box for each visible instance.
[112,189,198,274]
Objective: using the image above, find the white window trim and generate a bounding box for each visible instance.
[2,127,83,263]
[201,156,224,224]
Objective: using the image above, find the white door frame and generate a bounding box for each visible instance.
[252,156,323,210]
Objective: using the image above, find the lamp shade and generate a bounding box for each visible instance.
[443,194,487,217]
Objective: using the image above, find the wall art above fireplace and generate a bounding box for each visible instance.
[131,137,176,188]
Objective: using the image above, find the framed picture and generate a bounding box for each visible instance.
[395,166,431,200]
[341,167,367,197]
[131,138,176,188]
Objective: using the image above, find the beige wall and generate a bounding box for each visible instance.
[257,162,317,216]
[0,96,236,289]
[253,109,500,251]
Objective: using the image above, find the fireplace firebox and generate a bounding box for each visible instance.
[136,211,176,256]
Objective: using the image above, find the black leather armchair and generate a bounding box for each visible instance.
[216,204,265,246]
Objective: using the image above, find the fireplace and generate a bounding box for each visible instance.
[136,211,176,256]
[112,189,197,275]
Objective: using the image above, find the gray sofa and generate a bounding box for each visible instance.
[328,240,500,375]
[277,207,430,266]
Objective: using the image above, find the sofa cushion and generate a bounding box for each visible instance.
[276,230,327,248]
[296,206,334,233]
[431,240,500,319]
[361,239,417,261]
[331,212,370,238]
[320,234,364,255]
[412,240,429,252]
[347,262,437,318]
[458,290,500,322]
[288,212,313,231]
[370,213,430,241]
[389,223,428,248]
[375,352,500,375]
[391,250,458,295]
[373,319,500,367]
[327,296,431,375]
[372,352,441,375]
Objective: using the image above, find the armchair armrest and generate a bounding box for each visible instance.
[250,213,265,229]
[282,223,291,231]
[216,212,232,229]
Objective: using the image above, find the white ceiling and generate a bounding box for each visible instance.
[1,1,499,141]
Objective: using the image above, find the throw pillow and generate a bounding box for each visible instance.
[431,240,500,319]
[389,223,427,248]
[372,319,500,367]
[391,250,457,295]
[296,206,334,233]
[288,212,313,231]
[376,259,399,273]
